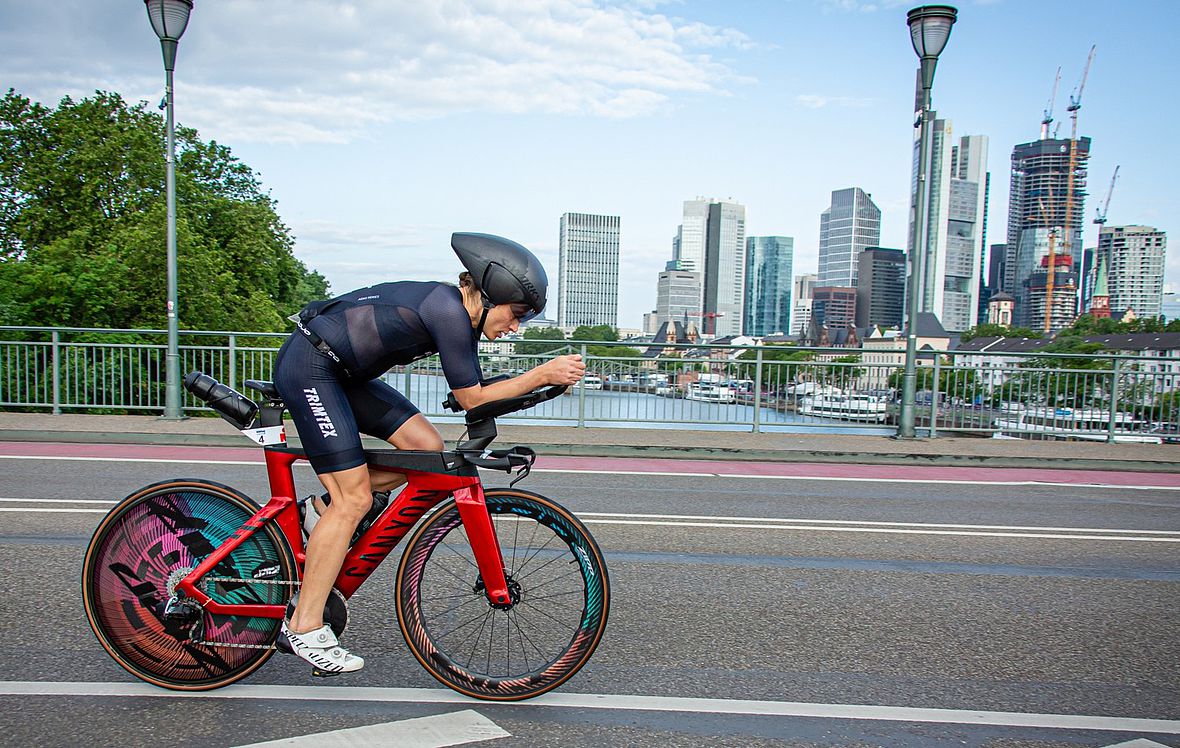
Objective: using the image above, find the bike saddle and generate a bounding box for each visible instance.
[245,380,282,402]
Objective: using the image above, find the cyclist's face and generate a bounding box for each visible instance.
[483,303,532,340]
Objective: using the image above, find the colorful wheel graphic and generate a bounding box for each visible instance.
[82,479,296,690]
[396,488,609,700]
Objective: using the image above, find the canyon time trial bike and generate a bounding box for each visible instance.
[81,372,610,701]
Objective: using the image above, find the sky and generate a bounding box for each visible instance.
[3,0,1178,330]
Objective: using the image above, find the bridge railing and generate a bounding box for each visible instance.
[1,326,1177,442]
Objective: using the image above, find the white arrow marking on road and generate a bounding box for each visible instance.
[232,709,509,748]
[1102,740,1174,748]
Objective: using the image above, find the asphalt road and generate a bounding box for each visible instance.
[1,444,1178,748]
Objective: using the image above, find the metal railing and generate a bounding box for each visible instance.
[2,326,1178,442]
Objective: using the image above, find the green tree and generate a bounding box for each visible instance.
[887,357,980,401]
[737,344,814,363]
[570,325,618,342]
[515,326,567,355]
[0,89,327,331]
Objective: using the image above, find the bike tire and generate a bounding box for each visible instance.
[395,487,610,701]
[82,479,297,691]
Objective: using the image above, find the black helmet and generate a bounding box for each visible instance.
[451,232,548,320]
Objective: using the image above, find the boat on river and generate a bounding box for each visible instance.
[685,382,737,404]
[993,407,1162,443]
[799,393,888,423]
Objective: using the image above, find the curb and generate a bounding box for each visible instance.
[3,429,1177,473]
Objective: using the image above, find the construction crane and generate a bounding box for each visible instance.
[701,311,725,337]
[1050,45,1096,333]
[1093,165,1120,225]
[1040,67,1061,140]
[1066,45,1096,140]
[1038,192,1061,334]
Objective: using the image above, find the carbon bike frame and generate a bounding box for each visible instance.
[174,446,511,618]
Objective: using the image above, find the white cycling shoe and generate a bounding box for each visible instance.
[280,622,364,675]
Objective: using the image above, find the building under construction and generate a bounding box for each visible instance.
[1024,251,1079,332]
[1002,136,1090,329]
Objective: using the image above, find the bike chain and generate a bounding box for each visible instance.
[188,575,300,651]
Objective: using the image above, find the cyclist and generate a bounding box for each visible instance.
[272,232,585,674]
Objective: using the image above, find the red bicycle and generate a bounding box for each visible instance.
[82,372,610,701]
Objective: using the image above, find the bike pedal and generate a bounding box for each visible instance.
[311,668,342,678]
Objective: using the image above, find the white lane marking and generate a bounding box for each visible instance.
[0,508,109,514]
[2,681,1178,734]
[2,454,1179,490]
[1103,740,1173,747]
[535,468,1180,491]
[580,512,1180,536]
[0,498,116,504]
[0,454,263,465]
[0,502,1175,542]
[233,709,509,748]
[581,517,1180,542]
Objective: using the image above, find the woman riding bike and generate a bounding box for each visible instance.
[273,232,585,674]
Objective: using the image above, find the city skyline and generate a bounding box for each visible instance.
[1,1,1176,329]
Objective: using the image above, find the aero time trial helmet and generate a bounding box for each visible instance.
[451,232,548,321]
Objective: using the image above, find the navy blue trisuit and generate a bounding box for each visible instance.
[273,281,482,474]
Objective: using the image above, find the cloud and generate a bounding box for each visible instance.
[1,0,752,145]
[795,94,875,109]
[817,0,910,12]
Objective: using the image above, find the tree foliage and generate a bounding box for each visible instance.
[0,89,327,331]
[515,326,568,355]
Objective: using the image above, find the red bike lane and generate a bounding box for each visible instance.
[2,440,1178,488]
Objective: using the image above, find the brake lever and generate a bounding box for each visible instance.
[509,458,532,487]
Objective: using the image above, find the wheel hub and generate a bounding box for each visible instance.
[476,574,522,610]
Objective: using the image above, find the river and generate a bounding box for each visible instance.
[384,372,893,434]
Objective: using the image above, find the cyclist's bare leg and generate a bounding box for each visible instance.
[309,415,444,513]
[289,464,372,634]
[292,414,445,633]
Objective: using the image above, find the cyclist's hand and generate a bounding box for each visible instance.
[542,354,585,386]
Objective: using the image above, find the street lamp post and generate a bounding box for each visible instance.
[145,0,193,420]
[898,4,956,438]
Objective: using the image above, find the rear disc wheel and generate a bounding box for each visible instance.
[82,479,297,690]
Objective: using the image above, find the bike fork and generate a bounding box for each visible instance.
[452,484,511,606]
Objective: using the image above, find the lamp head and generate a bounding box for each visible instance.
[907,5,957,60]
[145,0,193,42]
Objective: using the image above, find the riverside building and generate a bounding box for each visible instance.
[744,236,794,336]
[672,198,747,338]
[1003,136,1090,329]
[1099,225,1167,319]
[908,123,989,333]
[818,187,881,288]
[557,212,620,328]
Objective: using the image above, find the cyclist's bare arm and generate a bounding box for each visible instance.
[451,355,585,411]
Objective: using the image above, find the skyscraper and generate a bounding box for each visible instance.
[908,124,989,333]
[818,187,881,288]
[1099,225,1167,319]
[856,247,906,329]
[557,212,620,328]
[743,236,794,336]
[812,287,857,329]
[673,198,747,338]
[792,273,816,336]
[1003,136,1090,328]
[655,268,702,330]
